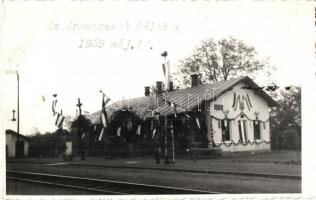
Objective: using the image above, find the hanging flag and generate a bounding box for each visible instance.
[52,99,57,116]
[162,61,171,91]
[196,117,201,129]
[105,98,110,106]
[224,119,228,127]
[99,128,104,141]
[100,94,108,128]
[55,113,65,128]
[136,124,141,135]
[150,120,154,131]
[152,129,156,138]
[101,112,107,127]
[117,127,121,137]
[127,119,133,131]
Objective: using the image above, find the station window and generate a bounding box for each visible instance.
[221,120,230,141]
[253,121,261,140]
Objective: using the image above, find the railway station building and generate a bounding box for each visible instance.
[86,75,277,156]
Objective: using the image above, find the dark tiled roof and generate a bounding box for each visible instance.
[6,129,31,141]
[89,76,277,124]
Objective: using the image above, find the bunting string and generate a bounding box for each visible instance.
[211,112,270,123]
[214,139,271,147]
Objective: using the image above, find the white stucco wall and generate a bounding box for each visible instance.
[210,82,271,152]
[6,134,16,158]
[6,133,29,157]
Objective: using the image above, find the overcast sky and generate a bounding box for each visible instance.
[1,1,314,135]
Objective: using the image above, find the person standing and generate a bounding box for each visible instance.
[152,112,163,164]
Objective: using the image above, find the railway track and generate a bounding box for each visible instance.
[7,160,301,180]
[7,170,220,195]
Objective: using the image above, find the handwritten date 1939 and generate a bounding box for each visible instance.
[78,39,152,51]
[78,39,105,48]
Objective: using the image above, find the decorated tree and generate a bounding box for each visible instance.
[175,37,273,86]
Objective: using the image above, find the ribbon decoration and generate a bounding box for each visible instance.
[211,112,270,123]
[214,139,271,147]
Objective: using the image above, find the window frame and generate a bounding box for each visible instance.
[221,120,231,141]
[253,120,261,140]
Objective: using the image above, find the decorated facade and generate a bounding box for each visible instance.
[88,76,277,154]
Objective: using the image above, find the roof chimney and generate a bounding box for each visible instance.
[169,81,174,91]
[156,81,163,95]
[191,74,199,87]
[144,86,150,96]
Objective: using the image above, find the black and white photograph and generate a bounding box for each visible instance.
[1,0,315,198]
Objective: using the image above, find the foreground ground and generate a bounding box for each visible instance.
[5,150,301,194]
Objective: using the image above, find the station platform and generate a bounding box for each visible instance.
[6,150,301,177]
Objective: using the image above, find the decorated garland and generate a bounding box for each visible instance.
[213,139,271,147]
[211,112,270,123]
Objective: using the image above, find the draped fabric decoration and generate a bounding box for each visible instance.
[233,95,240,111]
[99,94,109,141]
[238,120,247,143]
[94,125,97,132]
[211,112,270,123]
[246,93,252,108]
[117,127,121,137]
[244,95,251,111]
[224,119,228,127]
[212,110,270,146]
[55,113,65,128]
[136,124,141,135]
[99,128,105,141]
[232,93,252,111]
[127,119,133,131]
[214,139,271,147]
[232,93,236,108]
[196,117,201,129]
[152,129,156,138]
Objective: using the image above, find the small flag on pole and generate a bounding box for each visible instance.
[136,124,141,135]
[101,112,107,127]
[162,61,171,91]
[55,113,65,128]
[196,117,201,129]
[101,94,108,128]
[52,99,57,116]
[105,98,110,106]
[152,129,156,138]
[117,127,121,137]
[99,128,104,141]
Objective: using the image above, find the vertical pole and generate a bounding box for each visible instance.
[164,114,168,161]
[171,122,175,163]
[17,72,20,142]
